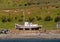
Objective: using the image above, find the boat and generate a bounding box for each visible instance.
[15,22,42,30]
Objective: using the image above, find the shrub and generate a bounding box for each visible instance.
[37,2,40,5]
[54,16,60,22]
[24,4,27,6]
[55,6,59,8]
[28,17,35,22]
[19,4,22,6]
[44,16,52,21]
[1,17,7,23]
[18,15,24,22]
[7,18,12,22]
[57,12,60,15]
[18,18,23,22]
[15,17,17,20]
[21,15,24,18]
[36,16,42,21]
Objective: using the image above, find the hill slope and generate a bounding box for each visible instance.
[0,0,60,30]
[0,0,60,9]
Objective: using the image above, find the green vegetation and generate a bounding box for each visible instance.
[0,0,60,30]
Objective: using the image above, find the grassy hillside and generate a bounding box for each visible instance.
[0,0,60,9]
[0,0,60,30]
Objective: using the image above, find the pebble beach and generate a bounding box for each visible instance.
[0,30,60,39]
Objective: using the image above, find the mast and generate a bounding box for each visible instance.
[23,11,25,24]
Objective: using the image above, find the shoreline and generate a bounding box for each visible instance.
[0,32,60,40]
[0,29,60,40]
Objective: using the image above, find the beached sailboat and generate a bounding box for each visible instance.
[15,11,42,30]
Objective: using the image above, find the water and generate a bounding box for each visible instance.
[0,38,60,42]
